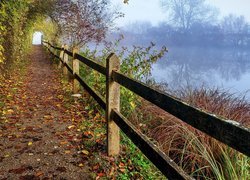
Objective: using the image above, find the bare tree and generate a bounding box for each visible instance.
[220,14,249,47]
[51,0,122,47]
[221,14,248,35]
[161,0,218,31]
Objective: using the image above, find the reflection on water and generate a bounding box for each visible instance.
[152,46,250,100]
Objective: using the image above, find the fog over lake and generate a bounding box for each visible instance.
[107,0,250,100]
[151,46,250,100]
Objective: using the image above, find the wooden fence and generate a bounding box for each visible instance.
[43,41,250,179]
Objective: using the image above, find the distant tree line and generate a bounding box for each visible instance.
[120,0,250,48]
[149,14,249,48]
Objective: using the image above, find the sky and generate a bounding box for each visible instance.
[32,32,43,45]
[111,0,250,27]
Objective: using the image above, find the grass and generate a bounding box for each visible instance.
[57,44,250,178]
[57,74,165,179]
[132,86,250,179]
[76,56,250,178]
[119,133,165,179]
[76,92,166,179]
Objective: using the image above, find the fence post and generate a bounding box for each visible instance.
[73,47,80,93]
[49,42,53,56]
[48,41,51,53]
[63,45,69,75]
[106,53,120,156]
[59,45,64,68]
[52,43,56,57]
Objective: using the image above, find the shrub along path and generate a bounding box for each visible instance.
[0,46,93,179]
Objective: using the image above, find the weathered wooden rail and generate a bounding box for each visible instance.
[43,41,250,179]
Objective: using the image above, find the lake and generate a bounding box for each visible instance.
[151,46,250,101]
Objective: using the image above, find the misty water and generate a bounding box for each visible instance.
[151,46,250,101]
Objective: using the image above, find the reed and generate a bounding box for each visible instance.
[134,87,250,179]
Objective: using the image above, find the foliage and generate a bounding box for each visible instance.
[77,91,165,179]
[136,87,250,179]
[73,37,167,178]
[0,0,119,73]
[118,133,166,179]
[32,17,59,44]
[79,35,167,115]
[0,0,57,74]
[0,0,29,66]
[51,0,123,47]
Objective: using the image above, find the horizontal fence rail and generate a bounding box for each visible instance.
[112,71,250,157]
[42,40,250,179]
[75,53,106,75]
[44,41,63,51]
[112,109,191,179]
[65,49,73,57]
[74,73,106,110]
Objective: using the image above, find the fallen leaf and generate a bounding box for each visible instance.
[6,109,14,114]
[78,163,84,167]
[64,150,71,154]
[28,141,33,146]
[9,167,27,174]
[97,172,105,177]
[4,154,10,158]
[93,164,99,170]
[67,125,75,129]
[119,162,125,168]
[60,141,68,145]
[82,131,94,139]
[35,171,43,177]
[119,168,126,173]
[81,150,89,155]
[43,115,50,119]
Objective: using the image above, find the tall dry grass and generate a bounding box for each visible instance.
[132,87,250,179]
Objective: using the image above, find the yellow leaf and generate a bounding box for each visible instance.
[64,150,71,154]
[94,113,100,120]
[78,163,84,167]
[57,95,63,99]
[4,154,10,158]
[130,101,136,109]
[81,150,89,155]
[43,115,50,119]
[67,125,75,129]
[7,109,14,113]
[28,141,33,146]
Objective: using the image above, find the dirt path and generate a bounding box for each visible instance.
[0,46,92,179]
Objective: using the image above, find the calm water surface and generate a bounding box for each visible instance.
[151,46,250,100]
